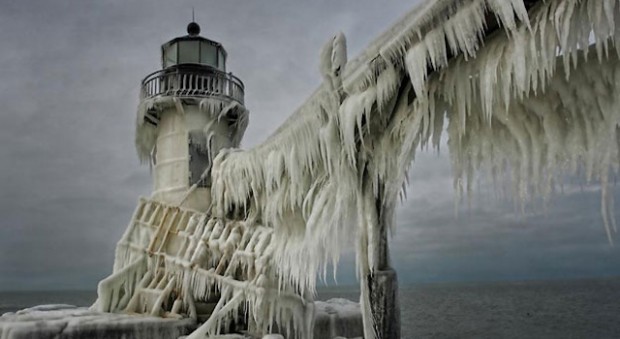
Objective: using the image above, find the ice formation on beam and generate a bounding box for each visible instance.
[95,198,314,338]
[207,0,620,336]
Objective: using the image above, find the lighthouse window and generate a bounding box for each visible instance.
[164,43,177,67]
[218,50,225,71]
[178,41,200,64]
[200,42,217,67]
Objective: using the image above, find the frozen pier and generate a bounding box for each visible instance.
[0,299,363,339]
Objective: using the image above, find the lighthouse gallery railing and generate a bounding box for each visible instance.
[140,65,245,105]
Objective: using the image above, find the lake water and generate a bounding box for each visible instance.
[2,278,619,338]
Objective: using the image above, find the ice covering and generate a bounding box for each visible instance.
[95,198,315,338]
[0,305,194,339]
[136,96,249,164]
[207,0,620,337]
[112,0,620,338]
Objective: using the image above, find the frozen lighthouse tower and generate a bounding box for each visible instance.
[136,21,248,211]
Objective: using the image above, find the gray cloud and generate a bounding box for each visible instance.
[0,0,618,291]
[392,154,620,283]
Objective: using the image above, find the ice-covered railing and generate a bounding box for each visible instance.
[208,0,620,337]
[140,64,245,105]
[96,257,147,313]
[96,198,315,338]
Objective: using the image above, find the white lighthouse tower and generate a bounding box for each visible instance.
[135,22,248,211]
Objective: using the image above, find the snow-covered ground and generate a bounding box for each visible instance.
[0,299,363,339]
[0,304,195,339]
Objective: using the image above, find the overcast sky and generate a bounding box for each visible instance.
[0,0,618,291]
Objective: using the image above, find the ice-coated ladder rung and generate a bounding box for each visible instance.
[139,201,154,222]
[146,204,162,224]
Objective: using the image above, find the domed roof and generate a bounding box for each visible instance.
[187,22,201,36]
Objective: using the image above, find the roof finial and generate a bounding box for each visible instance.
[187,8,200,36]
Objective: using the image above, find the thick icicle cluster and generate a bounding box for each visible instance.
[208,0,620,335]
[412,0,620,243]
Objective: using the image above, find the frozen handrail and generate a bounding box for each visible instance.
[140,65,245,105]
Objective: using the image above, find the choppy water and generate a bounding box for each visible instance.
[2,278,620,338]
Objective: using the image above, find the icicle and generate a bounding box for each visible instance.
[405,42,429,98]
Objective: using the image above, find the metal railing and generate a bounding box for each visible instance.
[140,65,245,105]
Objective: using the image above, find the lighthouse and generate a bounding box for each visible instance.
[135,22,248,211]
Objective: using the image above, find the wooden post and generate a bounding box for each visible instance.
[359,176,400,339]
[360,77,408,339]
[367,191,400,339]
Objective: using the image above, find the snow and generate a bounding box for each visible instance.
[0,305,195,339]
[262,335,284,339]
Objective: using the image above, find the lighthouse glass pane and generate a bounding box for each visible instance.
[178,41,200,64]
[218,50,225,71]
[164,43,177,67]
[200,42,217,67]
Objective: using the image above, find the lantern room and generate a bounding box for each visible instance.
[160,22,227,71]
